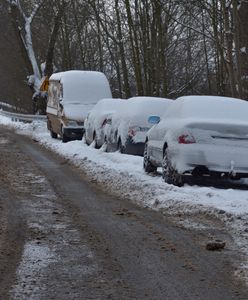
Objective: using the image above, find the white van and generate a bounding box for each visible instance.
[46,70,112,142]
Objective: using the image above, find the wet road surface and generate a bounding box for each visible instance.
[0,127,247,299]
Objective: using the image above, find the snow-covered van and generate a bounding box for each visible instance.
[46,70,112,142]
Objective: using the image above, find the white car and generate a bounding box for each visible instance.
[144,95,248,186]
[46,70,112,142]
[84,98,126,148]
[107,96,172,156]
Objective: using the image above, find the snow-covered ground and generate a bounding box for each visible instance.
[0,115,248,282]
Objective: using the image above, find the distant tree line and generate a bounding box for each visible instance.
[4,0,248,106]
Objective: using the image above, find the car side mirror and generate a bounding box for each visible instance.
[148,116,160,124]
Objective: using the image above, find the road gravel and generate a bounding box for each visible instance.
[0,127,247,299]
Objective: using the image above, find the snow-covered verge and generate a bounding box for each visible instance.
[0,115,248,283]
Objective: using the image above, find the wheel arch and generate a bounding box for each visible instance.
[163,142,168,156]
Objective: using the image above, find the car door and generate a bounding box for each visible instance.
[148,120,166,164]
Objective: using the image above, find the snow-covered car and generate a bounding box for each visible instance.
[46,70,112,142]
[144,95,248,186]
[84,98,126,148]
[106,96,172,156]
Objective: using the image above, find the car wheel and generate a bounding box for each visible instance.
[93,132,100,149]
[118,139,125,153]
[61,126,69,143]
[103,136,110,152]
[50,130,57,139]
[143,142,156,173]
[162,149,184,186]
[62,133,69,143]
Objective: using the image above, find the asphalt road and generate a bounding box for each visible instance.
[0,127,247,299]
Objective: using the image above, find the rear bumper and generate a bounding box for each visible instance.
[107,138,145,156]
[63,127,85,140]
[124,140,145,156]
[169,143,248,177]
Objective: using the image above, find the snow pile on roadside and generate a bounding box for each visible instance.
[1,116,248,281]
[5,119,247,215]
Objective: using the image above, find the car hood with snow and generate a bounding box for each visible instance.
[62,102,96,122]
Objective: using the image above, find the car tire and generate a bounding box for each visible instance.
[93,132,100,149]
[143,142,156,173]
[103,136,109,152]
[50,130,57,139]
[62,133,69,143]
[118,139,125,154]
[162,149,184,186]
[61,126,69,143]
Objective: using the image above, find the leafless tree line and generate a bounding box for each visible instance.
[6,0,248,101]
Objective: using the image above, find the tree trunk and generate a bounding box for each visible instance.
[44,2,66,77]
[124,0,144,95]
[221,0,236,97]
[115,0,131,98]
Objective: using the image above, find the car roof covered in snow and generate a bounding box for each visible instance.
[118,96,172,116]
[90,98,127,115]
[112,96,172,127]
[49,70,112,104]
[165,95,248,121]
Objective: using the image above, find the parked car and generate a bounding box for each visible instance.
[144,95,248,186]
[46,70,112,142]
[106,96,172,156]
[84,98,126,148]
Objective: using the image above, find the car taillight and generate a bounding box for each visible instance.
[128,126,149,137]
[178,134,195,144]
[128,128,136,137]
[101,119,108,128]
[128,126,140,137]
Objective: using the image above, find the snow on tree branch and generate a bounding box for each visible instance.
[7,0,47,93]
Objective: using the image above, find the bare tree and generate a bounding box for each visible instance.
[7,0,46,91]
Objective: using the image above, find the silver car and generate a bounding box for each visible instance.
[144,96,248,186]
[85,98,126,148]
[106,96,172,156]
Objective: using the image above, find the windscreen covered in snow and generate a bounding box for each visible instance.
[113,97,172,127]
[86,98,127,141]
[49,71,112,104]
[62,103,96,121]
[169,96,248,121]
[90,98,126,117]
